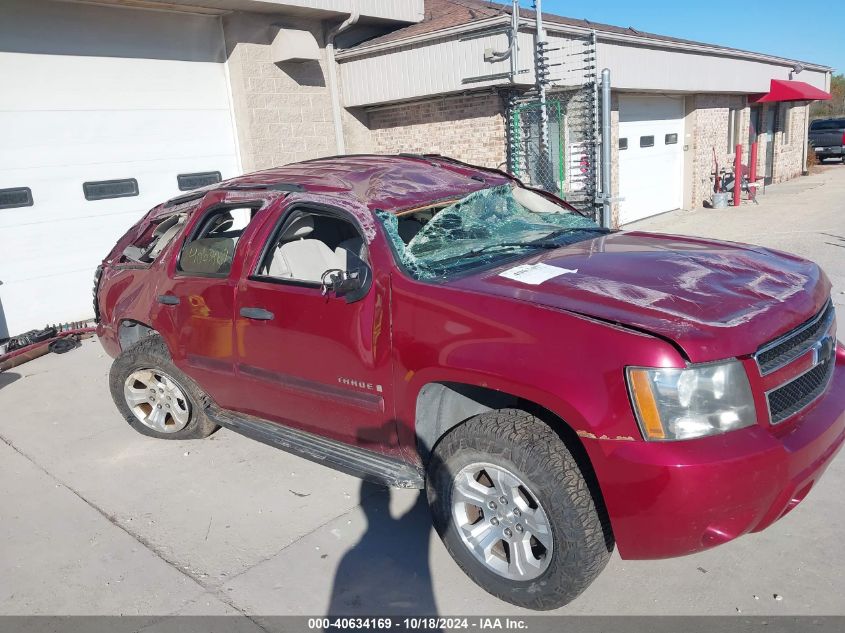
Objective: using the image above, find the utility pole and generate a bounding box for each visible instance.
[533,0,549,158]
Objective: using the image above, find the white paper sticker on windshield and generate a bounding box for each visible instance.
[499,263,578,285]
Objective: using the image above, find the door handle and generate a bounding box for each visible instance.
[156,295,180,305]
[240,307,274,321]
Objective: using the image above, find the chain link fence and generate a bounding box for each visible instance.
[506,32,600,218]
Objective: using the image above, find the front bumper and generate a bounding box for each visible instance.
[96,322,121,358]
[589,345,845,560]
[814,145,844,155]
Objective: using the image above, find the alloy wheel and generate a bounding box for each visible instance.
[451,462,553,581]
[123,368,191,433]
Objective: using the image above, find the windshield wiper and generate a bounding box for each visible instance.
[462,228,612,259]
[462,241,561,258]
[542,226,613,241]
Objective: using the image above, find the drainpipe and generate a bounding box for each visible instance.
[326,6,359,155]
[510,0,519,81]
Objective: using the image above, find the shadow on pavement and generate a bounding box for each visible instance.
[0,372,22,390]
[327,481,438,616]
[0,291,8,340]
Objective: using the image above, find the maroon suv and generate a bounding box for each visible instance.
[95,155,845,610]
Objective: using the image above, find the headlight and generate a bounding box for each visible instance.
[626,360,756,441]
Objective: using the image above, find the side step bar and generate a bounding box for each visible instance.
[206,405,425,489]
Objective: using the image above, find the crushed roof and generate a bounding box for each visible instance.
[208,154,511,212]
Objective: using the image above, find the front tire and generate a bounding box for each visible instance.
[109,335,218,440]
[426,409,613,610]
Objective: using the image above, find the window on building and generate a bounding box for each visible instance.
[665,133,678,145]
[0,186,34,209]
[619,138,628,150]
[749,106,762,144]
[177,171,222,191]
[780,103,793,144]
[640,136,654,148]
[727,107,742,153]
[83,178,138,201]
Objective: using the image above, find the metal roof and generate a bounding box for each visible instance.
[341,0,831,72]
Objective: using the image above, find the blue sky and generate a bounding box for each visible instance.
[524,0,842,73]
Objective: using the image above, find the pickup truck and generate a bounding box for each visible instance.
[95,154,845,610]
[809,117,845,162]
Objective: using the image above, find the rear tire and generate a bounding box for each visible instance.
[426,409,613,610]
[109,335,218,440]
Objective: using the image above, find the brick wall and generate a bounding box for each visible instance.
[688,97,809,208]
[366,92,507,169]
[772,102,809,181]
[223,13,336,173]
[609,93,621,227]
[688,94,749,208]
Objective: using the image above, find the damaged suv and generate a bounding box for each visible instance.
[95,155,845,610]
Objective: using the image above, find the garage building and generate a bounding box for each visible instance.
[337,0,831,226]
[0,0,831,336]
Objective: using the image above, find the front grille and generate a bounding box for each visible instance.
[767,354,835,424]
[755,301,835,375]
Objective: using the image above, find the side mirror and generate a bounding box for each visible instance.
[320,266,371,303]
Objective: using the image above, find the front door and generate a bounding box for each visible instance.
[232,205,397,454]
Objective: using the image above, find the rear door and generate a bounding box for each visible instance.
[153,197,267,411]
[231,202,398,454]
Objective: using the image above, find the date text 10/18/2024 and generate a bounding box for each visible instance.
[308,618,528,630]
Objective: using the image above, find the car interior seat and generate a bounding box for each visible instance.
[147,215,186,260]
[397,218,424,243]
[266,215,346,282]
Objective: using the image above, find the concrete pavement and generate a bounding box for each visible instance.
[1,166,844,622]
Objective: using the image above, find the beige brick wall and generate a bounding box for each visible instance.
[366,92,508,169]
[609,93,621,227]
[688,94,749,208]
[687,97,809,207]
[223,13,336,173]
[772,102,809,182]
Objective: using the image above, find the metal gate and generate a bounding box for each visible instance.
[507,30,601,217]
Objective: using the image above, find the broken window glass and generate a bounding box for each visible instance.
[121,212,188,264]
[377,184,604,281]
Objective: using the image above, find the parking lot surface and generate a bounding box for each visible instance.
[1,166,844,624]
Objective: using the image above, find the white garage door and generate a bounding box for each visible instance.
[0,0,240,337]
[618,96,685,225]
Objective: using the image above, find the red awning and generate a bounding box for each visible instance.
[749,79,831,104]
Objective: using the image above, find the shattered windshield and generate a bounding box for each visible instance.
[377,184,606,280]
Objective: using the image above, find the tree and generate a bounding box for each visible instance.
[810,73,845,119]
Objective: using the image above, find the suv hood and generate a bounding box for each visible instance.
[452,231,830,363]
